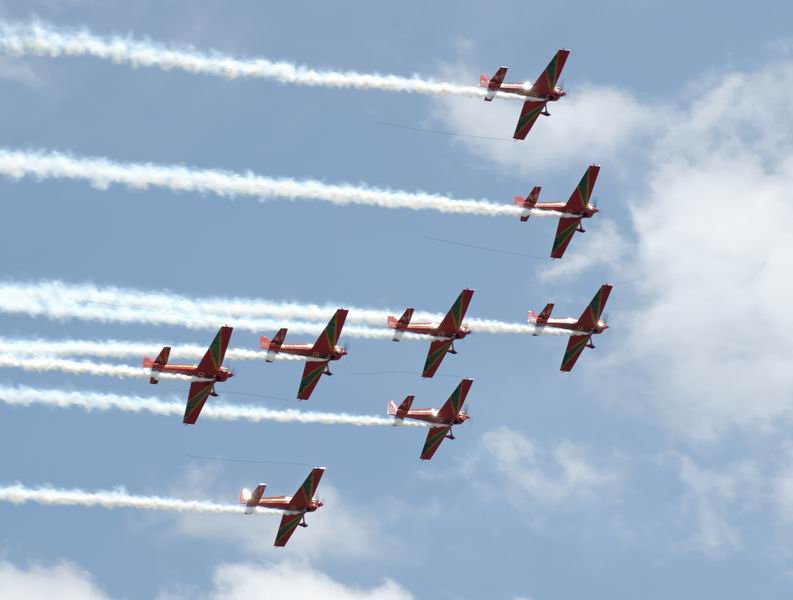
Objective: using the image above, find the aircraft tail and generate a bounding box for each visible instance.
[514,186,541,222]
[143,346,170,384]
[388,395,415,419]
[480,66,507,101]
[387,308,413,341]
[529,303,554,336]
[241,483,266,514]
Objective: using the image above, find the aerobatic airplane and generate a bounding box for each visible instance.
[240,467,325,547]
[528,284,612,372]
[514,165,601,259]
[480,49,570,140]
[259,309,348,400]
[387,289,474,378]
[388,378,473,460]
[143,326,234,424]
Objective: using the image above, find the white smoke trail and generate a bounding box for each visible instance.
[0,483,286,516]
[0,385,428,428]
[0,280,534,337]
[527,325,590,337]
[0,337,304,361]
[0,148,575,219]
[0,20,526,102]
[0,354,202,381]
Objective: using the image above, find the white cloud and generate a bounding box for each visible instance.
[430,63,659,174]
[0,56,42,87]
[615,59,793,441]
[538,218,628,282]
[182,561,413,600]
[0,559,112,600]
[669,453,763,558]
[471,427,622,506]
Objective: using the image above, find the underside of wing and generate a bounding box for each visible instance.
[513,100,545,140]
[297,361,326,400]
[421,426,451,460]
[274,512,303,547]
[560,335,591,372]
[183,380,213,424]
[550,217,581,259]
[422,339,453,378]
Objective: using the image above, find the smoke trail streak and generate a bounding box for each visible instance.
[0,148,575,219]
[0,20,525,102]
[0,337,304,361]
[0,354,202,381]
[0,280,535,336]
[0,483,286,515]
[0,385,429,428]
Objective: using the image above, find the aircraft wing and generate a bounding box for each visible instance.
[576,284,613,330]
[421,426,451,460]
[563,165,600,213]
[531,49,570,98]
[436,378,473,421]
[289,467,325,511]
[297,361,326,400]
[513,100,547,140]
[311,309,348,355]
[560,334,591,372]
[437,289,474,334]
[550,217,582,259]
[196,326,233,375]
[422,339,453,378]
[183,380,214,424]
[274,512,304,547]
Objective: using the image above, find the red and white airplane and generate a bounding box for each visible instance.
[480,49,570,140]
[514,165,600,259]
[387,289,474,378]
[260,309,348,400]
[528,284,612,372]
[240,467,325,547]
[388,378,472,460]
[143,326,233,424]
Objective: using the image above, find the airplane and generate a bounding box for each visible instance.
[259,309,348,400]
[240,467,325,547]
[388,378,473,460]
[513,164,601,259]
[479,49,570,140]
[143,325,233,424]
[387,289,474,378]
[527,284,612,372]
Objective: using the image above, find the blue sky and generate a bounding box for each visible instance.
[1,1,793,598]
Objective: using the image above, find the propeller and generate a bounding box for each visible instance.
[590,196,599,209]
[601,312,610,327]
[340,338,351,354]
[558,78,566,93]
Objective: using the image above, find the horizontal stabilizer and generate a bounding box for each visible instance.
[388,395,414,419]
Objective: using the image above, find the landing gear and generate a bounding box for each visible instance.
[323,363,333,376]
[577,224,586,233]
[449,341,458,355]
[446,428,456,440]
[586,340,596,349]
[210,385,219,397]
[299,515,308,528]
